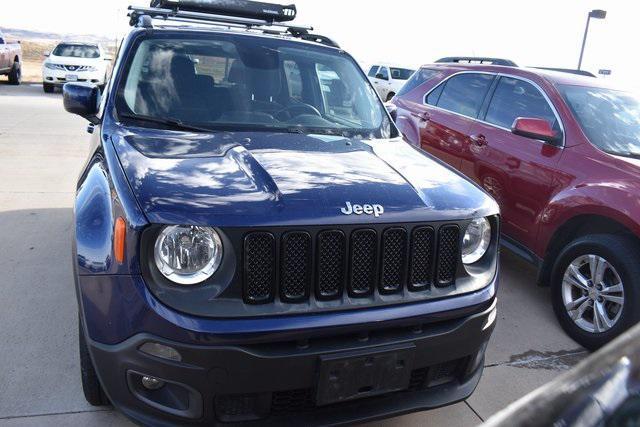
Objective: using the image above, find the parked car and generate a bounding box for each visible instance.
[392,57,640,350]
[0,30,22,85]
[42,41,110,93]
[367,63,415,101]
[62,2,500,425]
[484,322,640,427]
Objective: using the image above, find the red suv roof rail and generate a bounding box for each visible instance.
[435,57,518,67]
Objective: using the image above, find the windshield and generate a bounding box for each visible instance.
[116,33,395,138]
[390,67,415,80]
[560,84,640,157]
[53,44,100,58]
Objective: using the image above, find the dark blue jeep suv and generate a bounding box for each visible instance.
[64,1,500,425]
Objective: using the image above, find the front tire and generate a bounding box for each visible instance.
[8,62,21,85]
[386,92,396,102]
[43,83,54,93]
[551,234,640,350]
[78,318,110,406]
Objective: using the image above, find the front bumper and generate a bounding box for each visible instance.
[86,298,497,426]
[43,68,105,86]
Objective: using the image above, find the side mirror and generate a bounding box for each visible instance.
[43,51,50,57]
[512,117,559,143]
[63,83,101,124]
[376,73,387,80]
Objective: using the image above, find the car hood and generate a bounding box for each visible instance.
[47,55,103,66]
[110,127,498,227]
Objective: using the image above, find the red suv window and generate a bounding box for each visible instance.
[431,73,494,118]
[396,68,438,97]
[485,77,558,131]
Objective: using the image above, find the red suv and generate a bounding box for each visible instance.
[392,59,640,349]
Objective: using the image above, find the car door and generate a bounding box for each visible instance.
[0,36,7,70]
[367,65,381,96]
[367,65,379,81]
[410,72,495,170]
[373,66,391,99]
[388,67,402,98]
[465,75,563,247]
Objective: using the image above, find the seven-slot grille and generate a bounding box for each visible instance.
[242,224,460,305]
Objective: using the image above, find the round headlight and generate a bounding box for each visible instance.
[154,225,223,285]
[462,218,491,265]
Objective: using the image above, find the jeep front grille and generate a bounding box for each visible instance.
[316,230,346,299]
[380,228,408,294]
[243,232,275,303]
[349,229,377,296]
[242,223,461,305]
[436,225,459,287]
[408,226,435,291]
[280,232,312,302]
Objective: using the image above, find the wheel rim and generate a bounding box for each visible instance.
[562,254,625,333]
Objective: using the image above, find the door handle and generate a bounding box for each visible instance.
[411,111,430,122]
[506,158,520,169]
[470,134,487,147]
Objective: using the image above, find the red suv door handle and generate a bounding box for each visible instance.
[506,157,521,169]
[411,111,430,122]
[470,134,487,147]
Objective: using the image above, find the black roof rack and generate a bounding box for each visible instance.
[433,57,598,78]
[128,0,340,48]
[435,57,518,67]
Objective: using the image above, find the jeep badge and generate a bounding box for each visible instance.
[341,201,384,217]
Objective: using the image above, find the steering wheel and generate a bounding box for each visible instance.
[275,103,322,121]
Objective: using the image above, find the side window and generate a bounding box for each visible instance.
[397,68,438,97]
[284,60,303,101]
[485,77,558,130]
[377,66,389,80]
[436,73,494,118]
[367,65,379,77]
[425,83,444,105]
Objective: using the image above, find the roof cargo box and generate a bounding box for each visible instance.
[149,0,297,22]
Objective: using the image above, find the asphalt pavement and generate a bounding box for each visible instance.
[0,83,587,427]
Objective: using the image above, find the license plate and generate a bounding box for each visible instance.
[65,74,78,82]
[316,344,415,406]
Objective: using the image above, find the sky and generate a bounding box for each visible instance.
[4,0,639,89]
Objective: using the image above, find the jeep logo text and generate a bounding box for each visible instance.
[340,202,384,217]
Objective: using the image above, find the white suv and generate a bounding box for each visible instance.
[367,64,415,101]
[42,42,111,93]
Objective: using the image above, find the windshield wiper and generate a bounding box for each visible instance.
[285,126,349,137]
[119,113,218,133]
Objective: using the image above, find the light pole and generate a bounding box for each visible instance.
[578,9,606,70]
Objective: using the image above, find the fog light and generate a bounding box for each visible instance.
[139,342,182,362]
[141,376,165,390]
